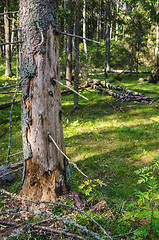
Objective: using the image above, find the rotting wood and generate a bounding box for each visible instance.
[10,160,23,170]
[19,0,71,202]
[72,191,85,209]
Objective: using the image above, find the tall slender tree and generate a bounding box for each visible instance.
[97,0,102,41]
[105,0,111,75]
[74,0,80,110]
[66,0,73,87]
[83,0,87,55]
[4,0,13,77]
[155,0,159,65]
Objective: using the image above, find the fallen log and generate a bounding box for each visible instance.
[88,68,156,74]
[10,160,23,170]
[110,69,156,74]
[0,160,23,184]
[0,165,15,184]
[61,90,72,95]
[84,81,155,104]
[86,79,156,100]
[87,79,149,97]
[148,70,159,84]
[0,101,20,110]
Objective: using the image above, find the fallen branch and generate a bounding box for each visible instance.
[10,160,23,170]
[84,80,155,104]
[0,91,21,94]
[0,41,23,46]
[52,78,89,101]
[6,56,20,165]
[48,134,88,178]
[33,225,87,240]
[0,220,21,228]
[0,220,86,239]
[59,31,100,44]
[0,101,20,110]
[0,83,20,90]
[61,90,73,95]
[0,189,112,239]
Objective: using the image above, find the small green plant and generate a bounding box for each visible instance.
[134,157,159,239]
[78,178,106,203]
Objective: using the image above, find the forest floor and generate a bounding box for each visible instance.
[0,65,159,239]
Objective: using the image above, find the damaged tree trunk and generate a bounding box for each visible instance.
[19,0,70,201]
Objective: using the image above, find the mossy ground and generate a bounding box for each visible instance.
[0,61,159,239]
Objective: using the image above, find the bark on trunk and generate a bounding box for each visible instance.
[11,14,15,58]
[97,0,102,41]
[66,0,73,87]
[155,0,159,66]
[19,0,70,201]
[0,18,3,58]
[74,0,80,110]
[4,1,13,77]
[83,0,87,55]
[104,0,111,76]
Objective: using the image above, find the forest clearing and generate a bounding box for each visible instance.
[0,0,159,239]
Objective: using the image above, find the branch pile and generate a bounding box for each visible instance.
[0,189,112,240]
[84,79,158,104]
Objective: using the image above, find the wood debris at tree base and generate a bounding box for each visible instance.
[0,191,109,240]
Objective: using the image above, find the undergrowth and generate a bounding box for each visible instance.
[0,63,159,239]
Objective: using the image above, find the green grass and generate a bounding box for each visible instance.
[0,61,159,238]
[61,83,159,200]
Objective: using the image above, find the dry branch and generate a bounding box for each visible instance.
[0,91,21,94]
[0,11,18,16]
[0,101,20,110]
[0,83,20,90]
[59,31,100,44]
[0,41,22,46]
[0,189,112,239]
[32,225,87,240]
[84,79,156,104]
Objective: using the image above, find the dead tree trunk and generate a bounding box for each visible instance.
[19,0,70,201]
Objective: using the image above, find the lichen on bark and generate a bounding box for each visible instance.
[19,0,70,200]
[20,0,59,162]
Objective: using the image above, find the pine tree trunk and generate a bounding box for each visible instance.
[0,19,2,58]
[115,0,119,42]
[105,0,111,75]
[97,0,101,41]
[155,0,159,66]
[66,0,73,87]
[64,0,67,52]
[4,1,13,77]
[74,0,80,110]
[11,14,15,58]
[83,0,87,55]
[19,0,70,201]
